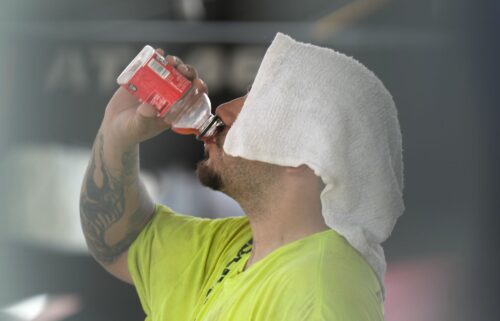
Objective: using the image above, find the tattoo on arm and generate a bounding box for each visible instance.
[80,133,153,265]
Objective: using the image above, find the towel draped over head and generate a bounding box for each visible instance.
[223,32,405,295]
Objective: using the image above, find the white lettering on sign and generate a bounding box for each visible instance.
[230,46,265,92]
[184,46,225,93]
[44,45,265,94]
[44,48,89,93]
[89,47,136,92]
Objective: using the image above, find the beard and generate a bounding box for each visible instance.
[196,151,224,191]
[196,133,283,203]
[196,148,285,217]
[196,131,227,191]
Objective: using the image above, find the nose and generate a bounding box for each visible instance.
[214,96,246,127]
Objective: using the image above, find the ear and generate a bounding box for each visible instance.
[285,165,325,190]
[284,164,309,174]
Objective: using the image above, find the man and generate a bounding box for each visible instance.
[80,33,404,320]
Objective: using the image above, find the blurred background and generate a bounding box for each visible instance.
[0,0,498,320]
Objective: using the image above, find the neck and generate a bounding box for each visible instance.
[238,184,329,269]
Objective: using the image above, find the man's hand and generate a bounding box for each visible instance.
[101,48,208,147]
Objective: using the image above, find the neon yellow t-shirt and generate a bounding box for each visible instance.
[128,204,384,321]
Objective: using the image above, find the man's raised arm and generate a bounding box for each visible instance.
[79,50,207,283]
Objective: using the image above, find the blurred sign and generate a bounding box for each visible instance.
[43,45,265,95]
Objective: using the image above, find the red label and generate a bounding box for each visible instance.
[122,54,192,117]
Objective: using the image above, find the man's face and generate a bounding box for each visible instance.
[196,94,284,201]
[195,95,246,192]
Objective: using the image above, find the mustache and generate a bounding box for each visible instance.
[215,136,223,148]
[213,124,227,148]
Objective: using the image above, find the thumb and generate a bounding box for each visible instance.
[137,103,159,118]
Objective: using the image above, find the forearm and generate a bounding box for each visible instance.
[79,126,155,266]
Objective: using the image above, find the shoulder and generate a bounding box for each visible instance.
[129,203,252,274]
[274,229,378,285]
[149,204,250,239]
[267,230,384,319]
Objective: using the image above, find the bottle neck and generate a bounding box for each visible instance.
[197,115,224,140]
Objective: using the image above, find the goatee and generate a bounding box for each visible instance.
[196,156,224,191]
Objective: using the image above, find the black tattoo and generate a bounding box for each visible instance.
[80,133,152,265]
[121,147,138,185]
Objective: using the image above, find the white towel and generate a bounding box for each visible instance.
[223,32,405,294]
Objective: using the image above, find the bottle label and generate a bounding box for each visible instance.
[121,52,192,117]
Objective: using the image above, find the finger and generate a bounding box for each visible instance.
[137,102,159,118]
[177,63,198,80]
[116,85,136,97]
[166,55,183,67]
[162,115,174,127]
[111,86,142,109]
[155,48,165,56]
[192,78,208,94]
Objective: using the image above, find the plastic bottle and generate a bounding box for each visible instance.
[116,45,224,141]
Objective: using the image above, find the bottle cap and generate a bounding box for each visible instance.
[197,116,225,140]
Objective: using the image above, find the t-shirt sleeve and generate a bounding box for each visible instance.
[127,203,249,316]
